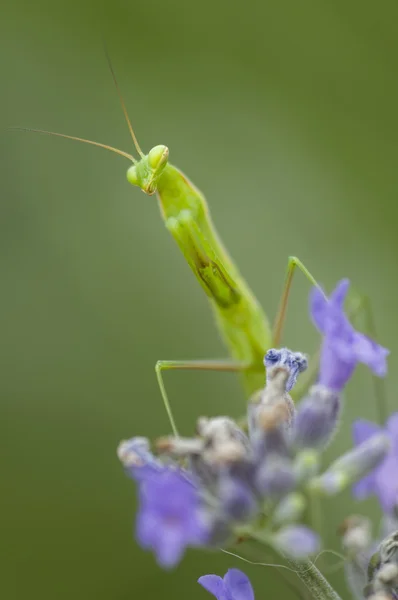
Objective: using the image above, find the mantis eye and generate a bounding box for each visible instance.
[127,165,139,187]
[148,145,169,170]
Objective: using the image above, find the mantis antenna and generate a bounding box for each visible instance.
[103,44,145,159]
[11,48,144,164]
[10,127,136,163]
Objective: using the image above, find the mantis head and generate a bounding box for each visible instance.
[126,145,169,195]
[13,53,170,197]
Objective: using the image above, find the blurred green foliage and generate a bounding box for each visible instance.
[2,0,398,598]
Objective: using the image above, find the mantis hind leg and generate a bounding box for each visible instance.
[272,256,322,347]
[155,359,249,436]
[272,257,323,401]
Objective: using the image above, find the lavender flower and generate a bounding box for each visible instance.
[310,279,389,392]
[198,569,254,600]
[217,473,257,521]
[117,437,164,481]
[255,456,296,499]
[312,432,390,495]
[353,414,398,514]
[292,385,341,450]
[264,348,308,392]
[136,468,209,568]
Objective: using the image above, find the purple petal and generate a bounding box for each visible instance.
[386,413,398,471]
[352,416,398,513]
[218,475,257,521]
[224,569,255,600]
[386,413,398,443]
[155,527,185,569]
[264,348,308,392]
[136,510,158,549]
[353,420,381,445]
[329,279,350,308]
[374,455,398,513]
[352,333,389,376]
[135,468,209,567]
[318,340,356,391]
[309,279,389,393]
[309,287,328,333]
[352,473,376,499]
[351,423,387,499]
[198,575,226,599]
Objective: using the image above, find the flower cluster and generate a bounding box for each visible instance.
[119,356,322,567]
[118,279,391,581]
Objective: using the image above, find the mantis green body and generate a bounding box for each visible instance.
[128,149,272,396]
[14,54,385,437]
[125,146,321,434]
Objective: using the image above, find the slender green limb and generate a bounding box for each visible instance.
[272,257,323,348]
[155,359,248,436]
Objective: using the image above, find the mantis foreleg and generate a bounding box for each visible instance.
[157,257,323,434]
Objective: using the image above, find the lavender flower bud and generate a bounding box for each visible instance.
[197,417,251,466]
[310,433,390,495]
[272,525,320,559]
[255,456,296,499]
[272,493,306,526]
[250,366,295,434]
[218,473,257,521]
[264,348,308,392]
[292,385,341,450]
[250,401,290,462]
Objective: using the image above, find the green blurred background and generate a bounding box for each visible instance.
[2,0,398,598]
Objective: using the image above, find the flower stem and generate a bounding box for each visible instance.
[249,532,342,600]
[286,557,343,600]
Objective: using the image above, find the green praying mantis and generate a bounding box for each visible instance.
[13,56,387,435]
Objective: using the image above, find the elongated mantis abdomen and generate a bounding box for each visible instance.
[156,163,272,395]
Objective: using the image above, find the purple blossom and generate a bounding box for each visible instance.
[352,414,398,514]
[117,437,164,482]
[198,569,254,600]
[310,279,389,392]
[136,468,209,568]
[293,385,341,450]
[255,456,296,498]
[264,348,308,392]
[218,473,257,521]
